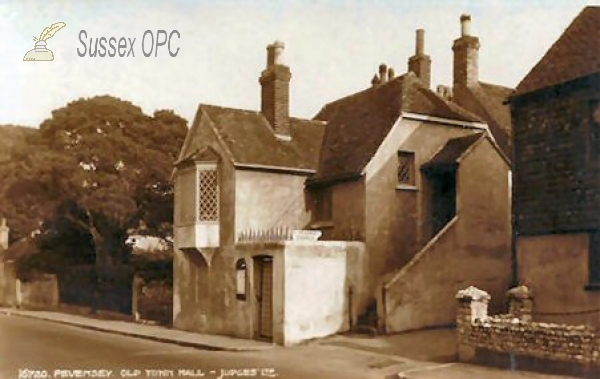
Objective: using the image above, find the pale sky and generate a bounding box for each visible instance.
[1,0,597,127]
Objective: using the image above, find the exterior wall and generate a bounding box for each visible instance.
[512,75,600,235]
[173,115,236,325]
[235,170,310,239]
[321,179,365,241]
[173,240,367,345]
[512,75,600,326]
[381,139,512,332]
[456,286,600,377]
[16,274,59,309]
[132,276,173,325]
[517,233,600,327]
[283,243,348,345]
[365,118,483,292]
[0,261,17,306]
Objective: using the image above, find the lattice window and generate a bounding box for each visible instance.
[197,169,219,222]
[398,151,415,186]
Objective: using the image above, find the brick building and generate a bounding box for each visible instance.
[511,6,600,326]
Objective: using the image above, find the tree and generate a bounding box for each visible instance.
[0,125,43,242]
[4,96,187,267]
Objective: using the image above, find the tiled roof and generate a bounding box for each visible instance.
[312,73,482,182]
[459,82,514,157]
[197,105,325,172]
[422,132,484,170]
[515,6,600,95]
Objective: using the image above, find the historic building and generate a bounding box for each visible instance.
[511,6,600,327]
[173,14,513,343]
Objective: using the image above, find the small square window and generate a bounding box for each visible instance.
[398,151,415,186]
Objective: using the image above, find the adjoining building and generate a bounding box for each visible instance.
[511,6,600,327]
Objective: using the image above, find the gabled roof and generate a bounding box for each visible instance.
[515,6,600,95]
[457,82,514,156]
[182,104,325,173]
[423,131,510,171]
[422,133,484,170]
[311,72,482,183]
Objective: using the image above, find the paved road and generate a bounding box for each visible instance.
[0,314,404,379]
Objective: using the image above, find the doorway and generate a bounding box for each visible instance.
[254,256,273,340]
[429,168,457,236]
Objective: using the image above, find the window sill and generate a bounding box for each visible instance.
[308,221,334,230]
[396,184,418,191]
[584,283,600,291]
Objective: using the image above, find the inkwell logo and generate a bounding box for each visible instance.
[23,22,66,61]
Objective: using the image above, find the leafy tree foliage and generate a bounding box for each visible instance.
[2,96,187,268]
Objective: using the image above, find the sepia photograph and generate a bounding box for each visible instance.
[0,1,599,378]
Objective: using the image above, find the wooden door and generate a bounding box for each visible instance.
[256,257,273,340]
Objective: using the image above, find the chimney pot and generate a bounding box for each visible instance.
[388,67,396,80]
[266,41,285,67]
[416,29,425,55]
[460,14,472,37]
[371,74,380,86]
[379,63,388,83]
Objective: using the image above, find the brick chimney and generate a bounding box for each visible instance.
[0,218,9,251]
[259,41,292,140]
[452,14,480,88]
[408,29,431,88]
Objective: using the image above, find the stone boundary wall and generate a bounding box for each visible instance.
[17,274,59,309]
[132,276,173,325]
[456,286,600,376]
[0,261,17,306]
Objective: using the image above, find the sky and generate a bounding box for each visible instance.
[0,0,598,127]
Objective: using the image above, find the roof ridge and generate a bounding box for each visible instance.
[316,73,409,118]
[478,81,514,91]
[200,103,263,115]
[201,103,320,124]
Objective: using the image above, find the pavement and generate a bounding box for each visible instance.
[0,307,274,352]
[0,307,581,379]
[320,328,457,363]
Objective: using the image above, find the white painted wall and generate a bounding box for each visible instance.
[282,242,349,346]
[235,170,311,239]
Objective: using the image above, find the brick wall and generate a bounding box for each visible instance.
[456,286,600,376]
[260,65,291,137]
[452,36,479,88]
[512,74,600,235]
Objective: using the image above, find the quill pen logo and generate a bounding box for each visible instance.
[23,22,66,61]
